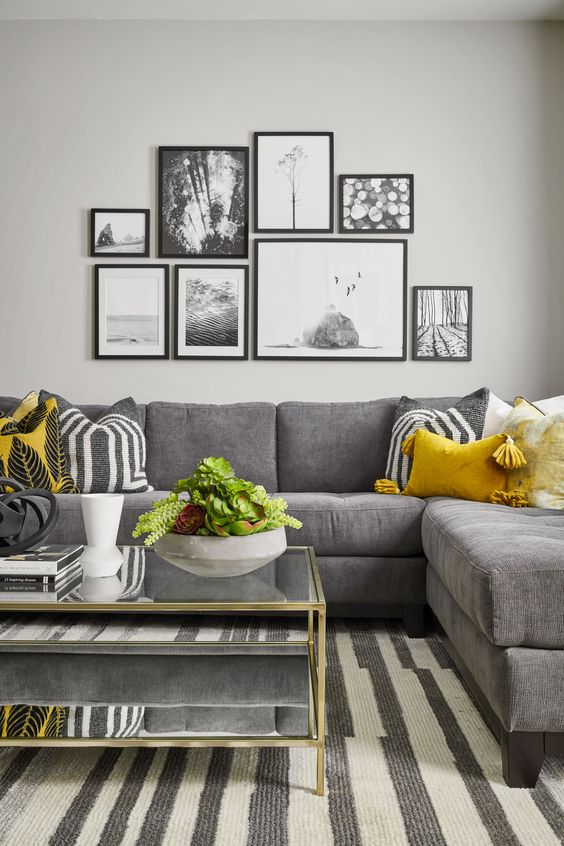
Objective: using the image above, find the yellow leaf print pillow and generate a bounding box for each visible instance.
[0,397,78,493]
[502,397,564,509]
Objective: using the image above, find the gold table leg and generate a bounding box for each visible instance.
[316,608,326,796]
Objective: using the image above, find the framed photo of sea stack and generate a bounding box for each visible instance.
[254,239,407,361]
[254,132,334,232]
[90,209,150,257]
[94,265,169,359]
[158,147,249,258]
[174,265,248,360]
[339,175,413,233]
[412,286,472,361]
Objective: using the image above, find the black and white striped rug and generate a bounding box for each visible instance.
[0,619,562,846]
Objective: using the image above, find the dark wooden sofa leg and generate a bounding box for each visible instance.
[500,727,544,787]
[402,604,425,638]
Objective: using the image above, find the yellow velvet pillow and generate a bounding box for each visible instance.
[402,429,510,502]
[503,397,564,509]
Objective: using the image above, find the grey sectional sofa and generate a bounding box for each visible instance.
[0,395,562,787]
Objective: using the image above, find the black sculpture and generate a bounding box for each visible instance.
[0,478,59,556]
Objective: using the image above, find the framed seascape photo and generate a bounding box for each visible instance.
[90,209,150,257]
[254,239,407,361]
[339,175,413,233]
[174,265,248,360]
[94,265,169,359]
[413,286,472,361]
[254,132,334,232]
[158,147,249,258]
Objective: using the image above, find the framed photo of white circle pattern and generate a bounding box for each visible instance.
[339,174,413,233]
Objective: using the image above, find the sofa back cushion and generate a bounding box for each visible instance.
[145,402,278,491]
[277,398,461,492]
[0,398,146,430]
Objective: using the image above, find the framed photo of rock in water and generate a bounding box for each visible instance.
[94,265,169,359]
[254,132,334,232]
[90,209,150,257]
[254,239,407,361]
[174,265,248,360]
[158,147,249,258]
[412,286,472,361]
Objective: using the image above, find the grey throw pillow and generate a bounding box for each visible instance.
[385,387,489,489]
[39,392,151,493]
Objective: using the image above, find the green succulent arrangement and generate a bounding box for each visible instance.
[132,456,302,547]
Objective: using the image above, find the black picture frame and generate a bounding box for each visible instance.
[339,175,414,234]
[90,209,150,258]
[412,286,473,362]
[254,238,407,361]
[254,132,334,233]
[158,146,249,259]
[94,264,170,360]
[173,264,249,360]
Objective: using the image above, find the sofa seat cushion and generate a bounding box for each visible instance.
[282,492,426,556]
[422,497,564,648]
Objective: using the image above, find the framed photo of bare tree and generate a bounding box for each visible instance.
[158,147,249,258]
[254,132,334,232]
[412,286,472,361]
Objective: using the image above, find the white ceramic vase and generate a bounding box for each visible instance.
[80,493,124,577]
[154,526,287,578]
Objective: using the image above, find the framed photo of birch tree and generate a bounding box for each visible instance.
[158,147,249,258]
[412,286,472,361]
[254,132,334,232]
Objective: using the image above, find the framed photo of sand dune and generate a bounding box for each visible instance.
[174,265,248,360]
[254,239,407,361]
[94,265,169,359]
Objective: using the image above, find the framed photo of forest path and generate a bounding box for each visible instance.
[254,132,334,233]
[412,286,472,361]
[159,147,249,258]
[174,265,248,360]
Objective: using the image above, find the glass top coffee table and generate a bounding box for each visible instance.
[0,545,327,795]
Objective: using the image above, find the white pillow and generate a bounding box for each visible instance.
[533,395,564,415]
[482,391,512,437]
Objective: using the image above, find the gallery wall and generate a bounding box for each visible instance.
[0,20,563,405]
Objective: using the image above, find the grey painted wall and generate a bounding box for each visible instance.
[0,20,562,405]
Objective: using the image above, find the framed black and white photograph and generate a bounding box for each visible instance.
[413,286,472,361]
[90,209,150,257]
[254,132,334,232]
[94,265,169,359]
[159,147,249,258]
[174,265,248,360]
[339,175,413,233]
[254,239,407,361]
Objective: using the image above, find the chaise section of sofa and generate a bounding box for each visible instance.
[423,497,564,786]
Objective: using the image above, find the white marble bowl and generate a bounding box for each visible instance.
[154,526,287,578]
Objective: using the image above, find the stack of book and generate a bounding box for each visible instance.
[0,545,84,602]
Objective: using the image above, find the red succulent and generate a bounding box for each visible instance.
[173,503,205,535]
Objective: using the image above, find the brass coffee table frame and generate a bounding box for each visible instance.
[0,546,327,796]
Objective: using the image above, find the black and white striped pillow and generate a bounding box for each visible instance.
[62,706,144,738]
[39,393,151,493]
[385,387,489,489]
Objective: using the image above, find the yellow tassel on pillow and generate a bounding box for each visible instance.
[401,432,416,457]
[374,479,401,495]
[490,489,528,508]
[492,435,527,470]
